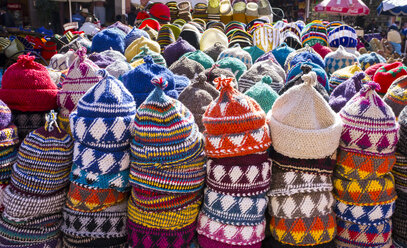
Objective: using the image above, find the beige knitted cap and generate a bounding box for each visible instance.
[267,71,343,159]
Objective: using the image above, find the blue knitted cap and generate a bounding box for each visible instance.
[125,27,150,48]
[286,60,329,92]
[271,43,295,68]
[91,28,126,54]
[358,52,386,70]
[288,50,325,70]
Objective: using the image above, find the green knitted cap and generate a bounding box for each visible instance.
[130,45,167,67]
[183,50,215,69]
[216,57,247,81]
[243,46,265,63]
[245,76,279,114]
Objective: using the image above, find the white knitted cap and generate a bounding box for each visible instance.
[267,71,343,159]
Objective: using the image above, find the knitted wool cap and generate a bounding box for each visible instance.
[281,30,302,50]
[178,74,219,132]
[99,49,127,62]
[149,3,171,23]
[57,48,101,119]
[329,72,365,113]
[141,25,159,41]
[238,60,285,93]
[107,21,132,34]
[157,25,176,52]
[216,57,247,81]
[329,63,371,92]
[130,45,166,67]
[287,50,325,72]
[203,77,271,158]
[312,43,332,59]
[358,52,387,70]
[183,50,215,70]
[245,76,279,114]
[49,50,76,71]
[11,111,73,196]
[243,46,265,63]
[384,76,407,117]
[179,29,200,50]
[285,60,330,92]
[324,45,358,76]
[373,62,407,95]
[12,111,47,142]
[396,106,407,155]
[163,38,197,67]
[271,43,295,68]
[252,24,281,53]
[130,76,204,167]
[91,28,126,54]
[169,56,205,80]
[0,55,58,112]
[106,60,132,79]
[365,62,387,79]
[204,42,227,62]
[328,25,357,48]
[268,71,342,159]
[0,101,18,147]
[125,36,160,62]
[283,45,318,71]
[125,27,150,48]
[339,82,399,156]
[217,44,253,69]
[88,52,116,69]
[200,28,229,51]
[121,56,179,107]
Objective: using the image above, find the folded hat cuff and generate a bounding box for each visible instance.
[73,142,130,175]
[0,146,17,168]
[127,196,201,230]
[61,201,127,238]
[0,236,59,248]
[0,125,18,147]
[70,163,130,192]
[0,89,58,112]
[203,188,267,226]
[197,212,266,246]
[334,199,395,225]
[62,234,127,248]
[71,114,134,151]
[268,113,342,159]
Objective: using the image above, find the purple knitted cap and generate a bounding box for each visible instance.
[89,53,116,68]
[163,38,196,67]
[329,72,364,113]
[0,100,12,130]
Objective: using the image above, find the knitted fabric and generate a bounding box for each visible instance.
[197,212,266,246]
[217,44,253,69]
[198,235,261,248]
[130,45,166,67]
[283,45,319,71]
[330,64,372,93]
[384,76,407,117]
[204,42,227,62]
[358,52,387,71]
[373,62,407,95]
[268,166,333,197]
[127,220,196,248]
[339,83,399,156]
[125,27,150,48]
[202,188,267,226]
[70,163,129,192]
[312,43,332,59]
[335,150,395,181]
[163,38,196,67]
[169,56,205,80]
[271,43,294,68]
[88,52,116,69]
[91,28,126,54]
[328,25,357,48]
[263,235,336,248]
[286,50,325,72]
[203,77,271,158]
[183,50,215,70]
[62,234,127,248]
[0,100,12,130]
[66,182,126,212]
[70,70,136,152]
[131,186,202,212]
[244,76,279,114]
[243,46,265,63]
[329,72,365,113]
[393,190,407,243]
[333,173,396,206]
[393,152,407,191]
[269,191,334,219]
[11,121,73,196]
[0,237,59,248]
[125,36,161,62]
[365,63,387,79]
[269,213,336,246]
[106,60,132,79]
[157,26,176,53]
[127,196,201,230]
[324,45,358,76]
[49,50,76,71]
[216,57,247,81]
[206,152,271,196]
[61,200,127,238]
[397,108,407,155]
[336,219,392,247]
[334,199,395,225]
[252,24,281,52]
[268,72,342,159]
[57,48,101,119]
[0,54,58,112]
[0,125,18,148]
[270,148,336,175]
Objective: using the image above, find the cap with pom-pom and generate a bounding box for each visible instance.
[125,36,161,62]
[203,76,271,158]
[0,54,58,112]
[339,81,399,156]
[329,72,365,113]
[268,71,343,159]
[130,44,166,67]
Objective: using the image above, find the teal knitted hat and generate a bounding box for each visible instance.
[245,76,279,114]
[183,50,215,69]
[243,46,265,63]
[271,43,295,68]
[216,57,247,81]
[130,45,167,67]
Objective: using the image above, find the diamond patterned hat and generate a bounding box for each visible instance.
[324,45,358,76]
[202,76,271,158]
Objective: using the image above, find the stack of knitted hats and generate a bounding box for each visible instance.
[128,76,205,247]
[57,47,101,134]
[0,54,58,142]
[0,111,73,247]
[61,70,135,248]
[392,106,407,247]
[267,71,342,247]
[197,76,272,248]
[334,82,398,248]
[0,100,19,212]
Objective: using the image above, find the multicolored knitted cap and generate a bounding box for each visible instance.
[328,25,357,48]
[329,72,365,113]
[11,111,73,196]
[358,52,387,71]
[268,71,342,159]
[217,44,253,69]
[0,100,12,130]
[203,76,271,158]
[130,45,167,67]
[329,63,371,92]
[284,61,329,94]
[0,101,18,147]
[125,36,161,62]
[57,47,102,119]
[373,62,407,95]
[384,75,407,117]
[324,45,358,76]
[70,70,136,151]
[286,50,325,73]
[131,76,204,167]
[339,82,399,156]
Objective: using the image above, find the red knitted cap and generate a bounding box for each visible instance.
[0,54,58,112]
[149,3,170,22]
[373,62,407,94]
[365,62,387,79]
[139,18,161,31]
[312,43,332,59]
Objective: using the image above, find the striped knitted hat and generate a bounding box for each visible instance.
[203,76,271,158]
[130,45,167,67]
[328,25,357,48]
[252,24,281,53]
[329,63,371,92]
[0,101,18,148]
[383,75,407,117]
[329,72,365,113]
